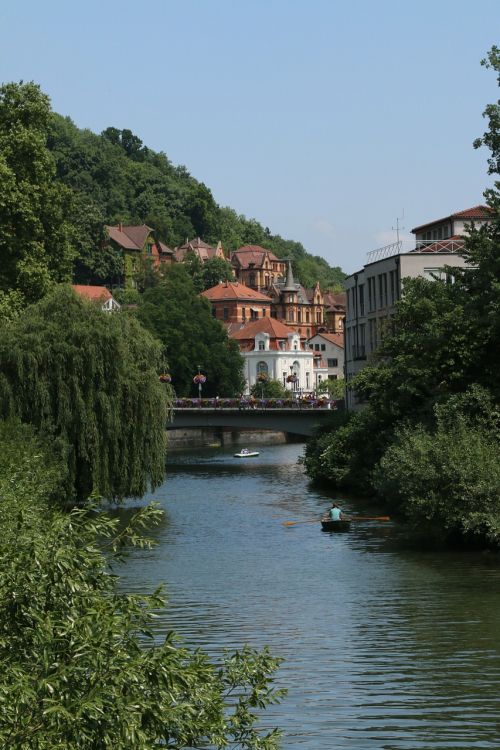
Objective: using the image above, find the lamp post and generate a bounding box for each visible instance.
[257,371,268,400]
[193,365,206,400]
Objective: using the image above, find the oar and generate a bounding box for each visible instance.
[283,515,390,527]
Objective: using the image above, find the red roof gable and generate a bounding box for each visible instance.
[230,317,300,343]
[201,281,273,302]
[106,224,153,250]
[231,246,280,268]
[311,332,344,348]
[411,205,493,233]
[72,285,113,303]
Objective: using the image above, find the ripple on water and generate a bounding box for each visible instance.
[116,443,500,749]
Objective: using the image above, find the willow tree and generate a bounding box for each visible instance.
[0,285,170,502]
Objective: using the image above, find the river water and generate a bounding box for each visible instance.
[116,442,500,749]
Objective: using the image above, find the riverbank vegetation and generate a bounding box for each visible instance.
[0,82,284,745]
[305,46,500,546]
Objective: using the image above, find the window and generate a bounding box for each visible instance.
[389,270,397,304]
[359,284,365,315]
[328,374,338,380]
[314,344,320,351]
[257,361,268,374]
[242,307,246,321]
[223,308,229,320]
[212,308,216,318]
[306,372,310,389]
[327,358,338,367]
[320,344,326,351]
[258,341,265,350]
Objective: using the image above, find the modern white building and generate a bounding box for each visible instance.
[230,317,321,395]
[344,205,493,410]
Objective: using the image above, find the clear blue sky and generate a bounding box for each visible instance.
[0,0,498,273]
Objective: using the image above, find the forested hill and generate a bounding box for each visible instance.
[48,115,345,290]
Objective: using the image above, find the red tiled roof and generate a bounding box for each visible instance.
[230,317,302,350]
[312,332,344,348]
[158,241,173,255]
[106,224,153,250]
[201,281,273,302]
[231,246,280,268]
[177,237,214,251]
[324,292,346,307]
[411,205,493,233]
[72,285,113,302]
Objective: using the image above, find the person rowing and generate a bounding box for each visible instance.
[328,502,346,522]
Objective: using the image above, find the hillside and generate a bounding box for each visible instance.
[48,116,345,290]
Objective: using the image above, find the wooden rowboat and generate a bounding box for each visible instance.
[321,519,351,532]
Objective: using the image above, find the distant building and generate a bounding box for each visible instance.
[323,291,346,333]
[201,281,272,328]
[344,204,493,410]
[174,238,226,263]
[229,317,322,394]
[106,224,174,287]
[72,285,120,312]
[307,332,344,383]
[230,245,287,290]
[229,247,328,337]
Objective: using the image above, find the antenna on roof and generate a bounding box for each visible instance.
[392,210,405,245]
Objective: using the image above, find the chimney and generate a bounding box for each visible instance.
[118,222,123,232]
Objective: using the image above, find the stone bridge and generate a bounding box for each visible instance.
[169,401,342,438]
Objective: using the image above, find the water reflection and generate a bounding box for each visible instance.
[115,443,500,749]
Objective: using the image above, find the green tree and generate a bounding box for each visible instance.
[316,378,345,399]
[250,377,288,399]
[0,419,285,749]
[182,249,204,293]
[0,82,76,303]
[202,255,234,290]
[137,265,245,397]
[0,285,169,503]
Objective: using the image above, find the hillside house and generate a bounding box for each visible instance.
[72,285,120,312]
[201,281,273,327]
[106,224,174,287]
[174,237,226,263]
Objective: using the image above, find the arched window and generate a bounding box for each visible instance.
[257,361,268,374]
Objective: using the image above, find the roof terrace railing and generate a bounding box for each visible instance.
[366,237,466,263]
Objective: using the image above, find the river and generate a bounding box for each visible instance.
[116,442,500,749]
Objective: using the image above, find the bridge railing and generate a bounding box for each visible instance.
[173,397,343,410]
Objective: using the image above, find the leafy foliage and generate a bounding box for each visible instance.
[0,419,285,749]
[0,82,76,303]
[45,113,345,290]
[250,378,288,399]
[0,286,169,502]
[305,48,500,545]
[374,387,500,543]
[136,265,245,397]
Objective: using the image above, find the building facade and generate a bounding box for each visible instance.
[200,281,273,328]
[307,332,344,383]
[344,205,492,410]
[72,285,121,312]
[229,318,323,394]
[106,224,174,287]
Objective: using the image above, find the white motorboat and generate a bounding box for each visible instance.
[233,448,260,458]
